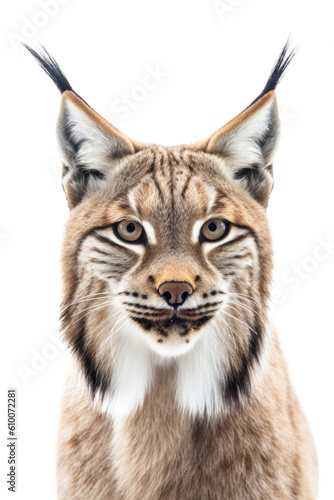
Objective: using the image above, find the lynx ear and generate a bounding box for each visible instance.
[23,45,135,208]
[58,91,135,207]
[206,92,279,205]
[206,40,295,206]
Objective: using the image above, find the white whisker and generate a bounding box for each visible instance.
[226,298,264,321]
[223,310,259,338]
[73,298,119,319]
[60,291,113,315]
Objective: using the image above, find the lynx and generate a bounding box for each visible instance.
[25,42,318,499]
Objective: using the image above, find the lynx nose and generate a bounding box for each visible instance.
[158,281,193,308]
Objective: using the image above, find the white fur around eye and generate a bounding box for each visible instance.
[191,220,205,243]
[142,221,156,244]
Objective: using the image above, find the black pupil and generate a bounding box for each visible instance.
[208,222,217,232]
[127,223,136,233]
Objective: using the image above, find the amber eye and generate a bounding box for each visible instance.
[201,218,228,241]
[114,220,144,243]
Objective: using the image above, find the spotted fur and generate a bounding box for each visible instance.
[25,41,318,499]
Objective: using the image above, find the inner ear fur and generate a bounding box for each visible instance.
[205,91,280,206]
[58,91,135,208]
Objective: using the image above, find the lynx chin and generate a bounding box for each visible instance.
[25,41,318,499]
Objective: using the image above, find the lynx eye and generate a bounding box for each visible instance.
[201,218,228,242]
[114,220,144,243]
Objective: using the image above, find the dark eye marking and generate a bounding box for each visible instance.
[93,232,119,248]
[214,232,251,249]
[91,231,141,257]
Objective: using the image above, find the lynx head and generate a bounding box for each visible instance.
[25,42,294,418]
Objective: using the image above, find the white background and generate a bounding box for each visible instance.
[1,0,333,498]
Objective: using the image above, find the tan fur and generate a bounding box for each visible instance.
[55,94,317,499]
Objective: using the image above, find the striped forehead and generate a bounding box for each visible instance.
[127,148,218,221]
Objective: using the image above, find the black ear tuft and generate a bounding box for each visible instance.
[23,44,73,94]
[249,38,296,107]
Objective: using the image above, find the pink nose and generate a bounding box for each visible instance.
[158,281,193,307]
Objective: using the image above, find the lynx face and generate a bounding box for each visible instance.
[26,43,294,417]
[71,145,271,362]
